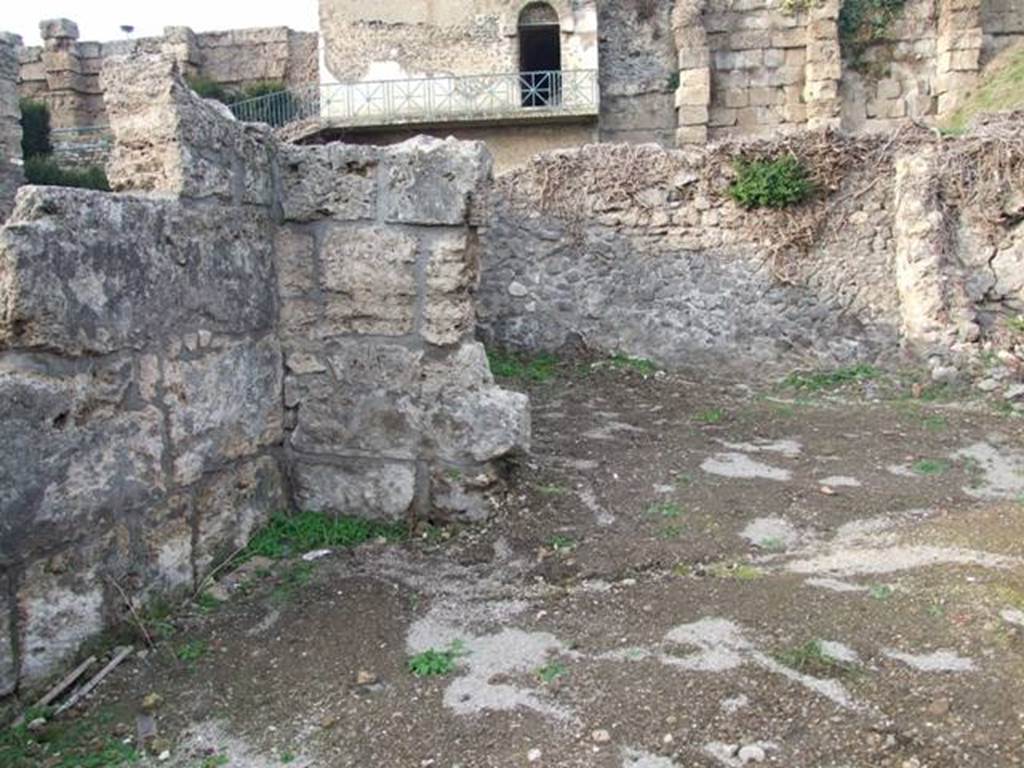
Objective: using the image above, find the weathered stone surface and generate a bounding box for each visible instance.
[382,136,491,226]
[164,336,283,485]
[274,226,317,298]
[292,460,417,521]
[0,574,15,696]
[423,231,479,346]
[0,189,277,354]
[0,33,22,222]
[279,144,378,222]
[321,225,419,336]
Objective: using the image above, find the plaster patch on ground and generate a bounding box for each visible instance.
[448,628,576,721]
[1002,609,1024,627]
[701,453,792,482]
[607,618,854,709]
[167,720,306,768]
[704,741,778,768]
[887,464,919,479]
[884,649,975,672]
[805,577,869,593]
[718,438,802,458]
[246,609,281,637]
[720,694,750,713]
[835,516,897,542]
[820,640,860,664]
[786,545,1018,576]
[741,517,802,549]
[621,747,677,767]
[578,482,615,527]
[953,442,1024,499]
[820,475,862,487]
[582,420,647,441]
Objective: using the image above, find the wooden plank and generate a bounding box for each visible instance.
[55,646,133,716]
[12,656,97,726]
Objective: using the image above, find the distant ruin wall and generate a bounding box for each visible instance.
[0,54,528,697]
[479,133,1024,371]
[0,33,22,220]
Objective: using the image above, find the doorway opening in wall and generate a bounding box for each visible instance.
[518,3,562,107]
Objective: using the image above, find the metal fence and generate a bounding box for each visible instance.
[230,70,599,129]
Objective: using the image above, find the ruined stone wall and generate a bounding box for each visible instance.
[0,33,23,221]
[0,55,527,697]
[982,0,1024,59]
[478,134,1023,370]
[17,19,318,131]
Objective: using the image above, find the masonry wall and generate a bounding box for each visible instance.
[478,133,1024,371]
[0,33,22,221]
[0,54,528,697]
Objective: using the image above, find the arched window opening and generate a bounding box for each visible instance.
[518,3,562,107]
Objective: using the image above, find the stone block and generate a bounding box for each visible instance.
[279,143,378,222]
[320,224,419,337]
[749,86,782,106]
[678,47,710,69]
[40,18,80,42]
[676,125,708,144]
[164,336,283,485]
[423,387,531,464]
[0,190,277,355]
[274,226,317,298]
[876,78,903,99]
[764,48,786,68]
[424,232,479,347]
[382,136,491,226]
[730,30,772,50]
[722,88,750,108]
[292,459,417,521]
[772,28,807,48]
[709,106,738,127]
[678,105,710,125]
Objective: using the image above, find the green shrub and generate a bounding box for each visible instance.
[239,80,287,101]
[838,0,908,67]
[185,75,233,104]
[728,155,813,209]
[19,99,53,158]
[24,155,110,191]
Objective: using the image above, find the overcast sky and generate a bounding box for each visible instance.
[5,2,319,45]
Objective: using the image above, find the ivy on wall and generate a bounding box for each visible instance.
[838,0,908,69]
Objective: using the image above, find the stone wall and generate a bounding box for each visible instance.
[17,18,318,130]
[0,33,22,221]
[478,133,1023,371]
[0,54,528,697]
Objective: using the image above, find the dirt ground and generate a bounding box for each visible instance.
[14,361,1024,768]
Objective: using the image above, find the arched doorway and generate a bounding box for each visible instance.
[518,3,562,107]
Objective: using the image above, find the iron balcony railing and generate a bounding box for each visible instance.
[229,70,599,130]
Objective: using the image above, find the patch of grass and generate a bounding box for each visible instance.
[911,459,949,477]
[486,349,559,383]
[694,408,725,425]
[657,525,685,540]
[728,155,813,209]
[774,639,856,678]
[709,562,764,581]
[24,155,111,191]
[607,354,658,376]
[839,0,907,69]
[537,661,568,684]
[944,44,1024,133]
[200,757,230,768]
[271,562,317,603]
[646,501,684,519]
[244,511,406,560]
[921,414,949,431]
[0,710,139,768]
[783,364,880,391]
[869,584,895,601]
[759,537,787,553]
[408,641,466,678]
[280,751,296,764]
[548,535,577,553]
[176,639,208,663]
[1008,315,1024,335]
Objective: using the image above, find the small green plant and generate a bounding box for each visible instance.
[486,349,559,383]
[201,757,230,768]
[24,155,110,191]
[921,415,948,432]
[280,751,296,764]
[869,584,895,600]
[780,0,823,12]
[658,524,685,540]
[1008,315,1024,335]
[784,364,880,391]
[19,99,53,158]
[646,501,684,519]
[186,75,233,103]
[911,459,949,477]
[177,639,208,663]
[245,511,405,560]
[535,483,569,496]
[607,354,658,376]
[271,562,317,603]
[537,661,568,684]
[695,408,725,424]
[774,639,856,678]
[709,562,764,581]
[0,709,139,767]
[408,640,466,678]
[728,155,813,209]
[548,535,577,553]
[759,537,787,553]
[839,0,908,68]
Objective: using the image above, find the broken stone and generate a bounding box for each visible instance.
[738,745,767,763]
[592,729,612,743]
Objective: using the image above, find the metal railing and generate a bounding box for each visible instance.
[229,70,599,130]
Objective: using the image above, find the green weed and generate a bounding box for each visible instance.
[200,757,230,768]
[177,639,208,663]
[271,562,317,603]
[759,537,787,553]
[710,562,764,581]
[694,408,725,425]
[784,364,880,391]
[658,525,685,540]
[548,535,577,553]
[535,483,570,497]
[921,415,949,431]
[728,155,813,209]
[245,511,405,560]
[408,641,466,678]
[646,502,684,519]
[912,459,949,477]
[537,661,568,684]
[0,710,139,768]
[774,639,857,678]
[869,584,895,601]
[486,350,559,383]
[607,354,658,376]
